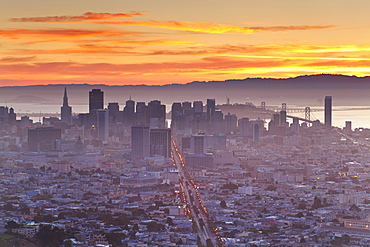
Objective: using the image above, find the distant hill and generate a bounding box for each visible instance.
[11,95,53,103]
[0,74,369,107]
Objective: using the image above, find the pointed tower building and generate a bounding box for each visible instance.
[61,87,72,124]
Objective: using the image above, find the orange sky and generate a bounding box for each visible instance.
[1,0,370,86]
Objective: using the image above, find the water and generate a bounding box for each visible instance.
[3,102,370,129]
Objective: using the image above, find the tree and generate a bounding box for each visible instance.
[206,238,214,247]
[146,221,165,232]
[132,224,139,232]
[64,239,73,247]
[266,185,277,191]
[221,183,237,190]
[19,205,31,214]
[312,196,322,209]
[166,217,175,226]
[5,220,20,232]
[163,208,169,215]
[35,225,67,247]
[349,204,361,212]
[106,232,126,247]
[298,201,306,210]
[342,234,351,244]
[296,212,304,218]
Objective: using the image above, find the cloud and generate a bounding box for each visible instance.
[100,20,334,34]
[0,29,138,39]
[0,56,36,63]
[10,11,144,23]
[0,57,289,78]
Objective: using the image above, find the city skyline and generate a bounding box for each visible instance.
[1,1,370,86]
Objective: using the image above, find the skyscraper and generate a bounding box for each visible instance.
[193,101,203,114]
[190,135,205,154]
[28,127,61,152]
[325,96,332,128]
[150,128,171,158]
[61,87,72,124]
[148,100,166,128]
[123,99,135,126]
[97,109,109,141]
[253,122,260,142]
[131,125,150,160]
[239,117,249,136]
[89,89,103,114]
[206,99,216,121]
[108,102,119,123]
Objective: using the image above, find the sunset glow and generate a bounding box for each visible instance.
[1,0,370,86]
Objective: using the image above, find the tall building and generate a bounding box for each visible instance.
[190,135,205,154]
[61,87,72,124]
[8,107,16,124]
[108,103,119,123]
[89,89,104,114]
[97,109,109,141]
[273,113,280,126]
[280,110,287,127]
[148,100,166,128]
[193,101,203,114]
[253,122,260,142]
[206,99,216,121]
[136,102,147,125]
[345,121,352,134]
[28,127,61,152]
[239,118,249,136]
[131,125,150,160]
[225,113,237,134]
[325,96,332,128]
[171,103,182,129]
[123,99,135,126]
[150,128,171,158]
[292,117,299,132]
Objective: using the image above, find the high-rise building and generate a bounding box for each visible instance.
[280,110,287,127]
[193,101,203,114]
[150,128,171,158]
[108,103,119,123]
[148,100,166,128]
[273,113,280,126]
[239,118,249,136]
[253,122,260,142]
[21,116,31,128]
[190,135,205,154]
[225,113,237,134]
[206,99,216,121]
[136,102,147,125]
[345,121,352,133]
[292,117,299,132]
[122,99,135,126]
[8,107,16,124]
[61,87,72,124]
[28,127,61,152]
[97,109,109,141]
[182,101,192,110]
[89,89,103,114]
[131,125,150,160]
[325,96,332,128]
[171,103,182,129]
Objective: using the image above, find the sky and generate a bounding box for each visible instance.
[1,0,370,86]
